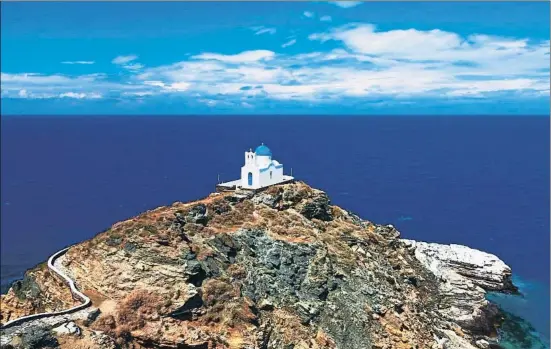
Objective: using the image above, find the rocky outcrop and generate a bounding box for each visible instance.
[401,240,515,335]
[52,321,81,336]
[0,182,519,349]
[0,263,78,325]
[402,240,516,292]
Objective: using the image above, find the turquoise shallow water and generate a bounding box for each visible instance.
[487,275,550,349]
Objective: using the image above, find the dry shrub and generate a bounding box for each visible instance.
[270,226,287,236]
[227,264,247,279]
[92,290,162,345]
[116,290,161,330]
[264,186,282,196]
[142,225,159,236]
[270,309,313,345]
[183,223,204,236]
[202,279,235,307]
[258,208,277,220]
[282,185,310,205]
[113,324,132,346]
[269,225,315,244]
[288,226,313,238]
[207,200,232,216]
[92,314,116,333]
[270,211,297,228]
[242,221,266,231]
[235,200,254,213]
[209,206,254,228]
[223,302,257,328]
[199,226,217,237]
[196,246,216,261]
[331,207,347,220]
[91,314,133,346]
[202,280,234,324]
[208,214,225,227]
[201,279,257,328]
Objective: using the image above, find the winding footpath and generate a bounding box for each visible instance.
[0,247,92,344]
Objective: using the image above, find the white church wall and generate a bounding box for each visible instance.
[258,163,284,187]
[238,146,289,190]
[256,155,271,168]
[241,166,260,189]
[258,169,270,187]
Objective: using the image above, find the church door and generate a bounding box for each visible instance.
[248,172,253,186]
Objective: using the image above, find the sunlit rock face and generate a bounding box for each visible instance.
[1,182,518,349]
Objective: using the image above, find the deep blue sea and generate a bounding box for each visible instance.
[1,116,549,345]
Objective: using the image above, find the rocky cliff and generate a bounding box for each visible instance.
[1,182,517,349]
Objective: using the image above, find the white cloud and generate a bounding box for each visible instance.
[112,55,138,65]
[135,25,549,102]
[320,16,332,22]
[112,55,144,71]
[123,91,154,97]
[330,1,363,9]
[252,26,277,35]
[166,82,191,91]
[0,72,144,99]
[61,61,95,65]
[303,11,314,18]
[1,73,92,85]
[123,63,145,71]
[59,92,102,99]
[309,24,550,76]
[2,23,548,105]
[191,50,275,63]
[282,39,297,48]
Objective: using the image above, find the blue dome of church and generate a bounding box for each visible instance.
[255,144,272,157]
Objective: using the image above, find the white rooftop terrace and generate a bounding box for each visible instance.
[217,175,294,189]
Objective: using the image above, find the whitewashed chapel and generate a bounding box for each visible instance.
[217,144,294,191]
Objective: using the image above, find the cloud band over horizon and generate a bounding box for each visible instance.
[1,2,549,114]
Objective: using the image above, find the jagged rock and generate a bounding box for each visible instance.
[236,228,318,306]
[375,224,400,239]
[475,339,490,348]
[251,191,282,208]
[402,240,516,292]
[84,308,101,326]
[169,290,204,320]
[258,299,274,311]
[90,332,117,349]
[52,321,81,336]
[300,193,333,221]
[1,182,523,349]
[19,326,59,348]
[11,275,41,301]
[402,239,513,333]
[185,204,208,225]
[123,242,138,253]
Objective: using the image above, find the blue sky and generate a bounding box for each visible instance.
[1,1,549,115]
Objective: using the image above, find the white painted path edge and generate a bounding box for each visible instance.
[0,247,91,329]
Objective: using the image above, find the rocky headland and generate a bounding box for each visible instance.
[0,182,519,349]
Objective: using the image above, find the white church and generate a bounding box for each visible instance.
[217,144,294,191]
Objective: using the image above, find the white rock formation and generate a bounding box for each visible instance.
[402,239,515,348]
[52,321,81,336]
[402,240,514,291]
